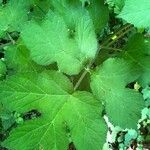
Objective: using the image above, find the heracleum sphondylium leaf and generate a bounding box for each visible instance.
[21,11,98,75]
[91,58,144,129]
[118,0,150,28]
[0,71,106,150]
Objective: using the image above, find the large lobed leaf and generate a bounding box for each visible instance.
[91,58,144,129]
[21,11,98,75]
[0,71,106,150]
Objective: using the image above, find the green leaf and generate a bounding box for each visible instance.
[4,41,43,74]
[28,0,52,22]
[106,0,125,14]
[118,0,150,28]
[0,71,106,150]
[21,12,98,75]
[51,0,109,33]
[122,33,150,87]
[91,58,144,129]
[124,129,137,146]
[86,0,109,33]
[75,11,98,59]
[0,0,32,35]
[0,110,15,130]
[50,0,84,30]
[0,59,6,77]
[142,87,150,107]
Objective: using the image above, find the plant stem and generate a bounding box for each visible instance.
[101,23,133,47]
[73,50,100,91]
[73,63,92,91]
[107,24,134,47]
[101,46,122,52]
[7,33,15,45]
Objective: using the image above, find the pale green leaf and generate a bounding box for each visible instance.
[91,58,144,129]
[21,12,98,75]
[118,0,150,28]
[0,71,106,150]
[75,11,98,59]
[51,0,109,33]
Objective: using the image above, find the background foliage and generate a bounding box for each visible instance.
[0,0,150,149]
